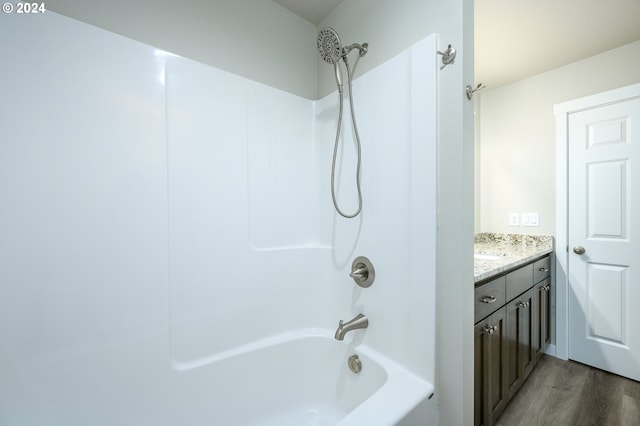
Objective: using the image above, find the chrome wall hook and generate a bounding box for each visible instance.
[437,44,457,66]
[466,83,486,100]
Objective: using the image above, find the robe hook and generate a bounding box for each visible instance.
[437,44,457,66]
[466,83,486,100]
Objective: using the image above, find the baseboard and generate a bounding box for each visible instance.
[544,344,558,358]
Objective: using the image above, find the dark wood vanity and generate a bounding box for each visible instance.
[474,254,552,426]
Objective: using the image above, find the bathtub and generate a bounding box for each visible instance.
[173,330,434,426]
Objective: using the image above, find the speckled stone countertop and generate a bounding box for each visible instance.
[474,233,554,283]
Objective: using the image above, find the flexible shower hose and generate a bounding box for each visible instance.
[331,55,363,218]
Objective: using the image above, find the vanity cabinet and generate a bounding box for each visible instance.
[474,254,551,426]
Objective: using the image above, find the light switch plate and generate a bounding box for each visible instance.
[521,212,539,227]
[509,213,520,226]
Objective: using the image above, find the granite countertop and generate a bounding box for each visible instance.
[474,233,554,283]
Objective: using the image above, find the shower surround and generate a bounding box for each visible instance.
[0,12,437,425]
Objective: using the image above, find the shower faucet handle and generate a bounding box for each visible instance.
[350,267,368,280]
[350,256,375,288]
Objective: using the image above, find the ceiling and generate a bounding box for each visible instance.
[273,0,640,90]
[475,0,640,89]
[272,0,343,27]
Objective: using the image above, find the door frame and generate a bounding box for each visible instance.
[554,82,640,360]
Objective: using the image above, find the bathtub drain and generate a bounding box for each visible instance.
[348,354,362,374]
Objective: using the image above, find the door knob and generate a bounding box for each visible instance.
[573,246,586,255]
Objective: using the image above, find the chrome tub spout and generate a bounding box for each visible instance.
[335,313,368,341]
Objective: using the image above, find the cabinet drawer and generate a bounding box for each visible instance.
[506,264,533,301]
[475,276,506,323]
[533,256,551,283]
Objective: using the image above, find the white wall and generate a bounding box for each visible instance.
[47,0,318,99]
[477,40,640,235]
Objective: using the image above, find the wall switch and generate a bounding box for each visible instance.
[521,212,540,227]
[509,213,520,226]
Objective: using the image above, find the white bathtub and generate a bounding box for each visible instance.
[173,330,434,426]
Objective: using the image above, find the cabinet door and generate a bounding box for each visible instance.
[533,281,545,361]
[474,308,507,426]
[486,308,507,424]
[533,277,552,360]
[520,288,535,381]
[505,296,523,398]
[475,318,488,426]
[542,278,551,348]
[506,288,535,398]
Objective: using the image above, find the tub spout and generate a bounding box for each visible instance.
[335,313,368,341]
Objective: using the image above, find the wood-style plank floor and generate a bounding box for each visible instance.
[496,355,640,426]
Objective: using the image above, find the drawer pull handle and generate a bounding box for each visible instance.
[538,267,550,272]
[517,301,529,308]
[481,296,497,304]
[545,285,550,291]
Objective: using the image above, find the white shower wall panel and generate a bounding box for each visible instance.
[314,35,437,380]
[164,54,329,364]
[1,11,437,423]
[0,13,171,425]
[247,87,323,248]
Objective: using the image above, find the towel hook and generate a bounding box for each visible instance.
[466,83,486,100]
[437,44,457,66]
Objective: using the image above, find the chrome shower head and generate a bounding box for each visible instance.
[317,27,342,64]
[317,27,344,88]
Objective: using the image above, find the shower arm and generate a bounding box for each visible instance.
[333,44,367,93]
[341,43,368,57]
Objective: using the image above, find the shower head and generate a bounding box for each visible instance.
[317,27,342,64]
[317,27,344,88]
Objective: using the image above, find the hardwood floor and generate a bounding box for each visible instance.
[496,355,640,426]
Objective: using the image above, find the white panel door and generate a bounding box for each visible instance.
[568,97,640,381]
